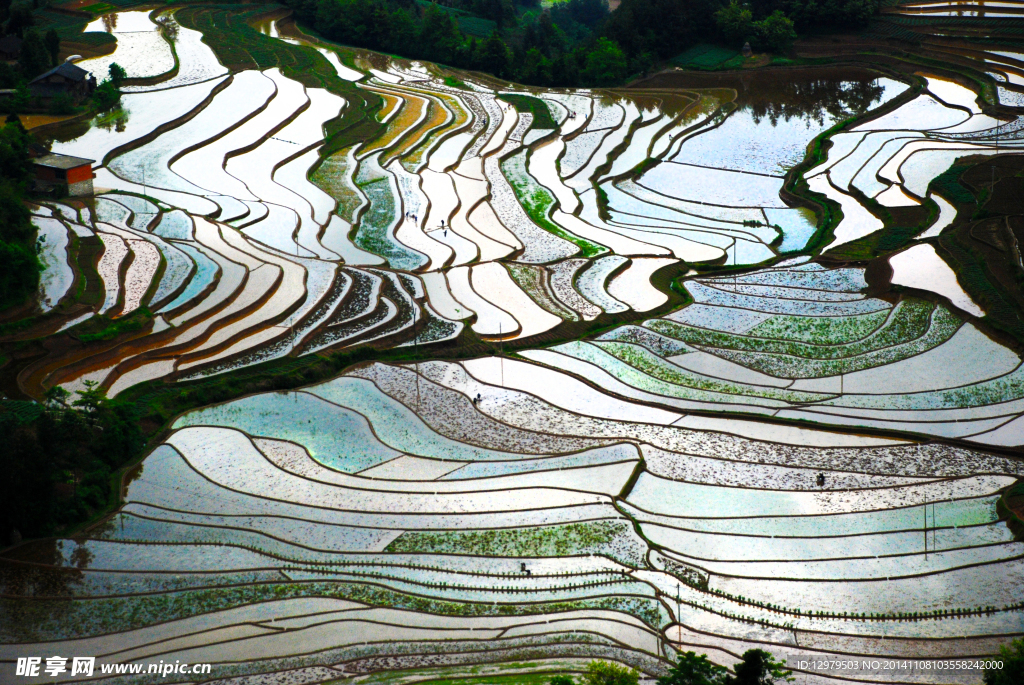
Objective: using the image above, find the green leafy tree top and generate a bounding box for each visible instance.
[725,650,794,685]
[0,122,32,243]
[754,11,796,53]
[72,380,108,415]
[44,28,60,65]
[479,31,512,79]
[18,28,51,78]
[984,638,1024,685]
[5,2,34,37]
[715,0,753,46]
[108,62,127,88]
[581,37,627,87]
[658,652,728,685]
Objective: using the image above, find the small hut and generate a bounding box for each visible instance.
[32,153,96,197]
[28,61,96,103]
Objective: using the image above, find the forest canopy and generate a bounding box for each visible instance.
[0,122,40,312]
[284,0,881,87]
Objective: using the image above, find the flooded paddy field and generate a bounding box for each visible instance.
[2,4,1024,683]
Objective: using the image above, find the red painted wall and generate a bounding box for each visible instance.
[66,165,94,184]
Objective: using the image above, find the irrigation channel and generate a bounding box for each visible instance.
[3,4,1024,683]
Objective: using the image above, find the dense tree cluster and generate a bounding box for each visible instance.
[2,384,144,541]
[285,0,881,87]
[601,0,716,65]
[715,1,796,53]
[0,121,39,311]
[1,1,67,113]
[287,0,620,86]
[1,0,61,77]
[548,651,794,685]
[655,650,793,685]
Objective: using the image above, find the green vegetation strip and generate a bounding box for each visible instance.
[387,521,638,565]
[75,308,152,343]
[670,44,740,70]
[497,94,557,130]
[646,300,935,360]
[592,341,831,403]
[0,580,664,643]
[502,151,605,257]
[310,148,364,222]
[747,310,890,345]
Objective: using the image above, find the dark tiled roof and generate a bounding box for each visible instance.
[33,153,95,170]
[29,61,93,84]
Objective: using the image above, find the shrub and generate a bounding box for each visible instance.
[92,80,121,111]
[49,93,75,115]
[108,62,127,88]
[581,661,639,685]
[984,638,1024,685]
[658,652,727,685]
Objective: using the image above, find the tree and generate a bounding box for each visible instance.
[108,62,127,88]
[387,8,417,54]
[478,31,512,78]
[0,83,29,115]
[3,380,144,538]
[0,240,40,309]
[984,638,1024,685]
[44,386,71,408]
[92,80,121,111]
[783,0,879,30]
[4,1,33,37]
[580,661,639,685]
[601,0,714,62]
[18,28,51,77]
[72,380,107,415]
[521,46,552,85]
[550,677,576,685]
[658,652,728,685]
[44,27,60,65]
[0,119,31,187]
[49,92,75,115]
[715,0,754,46]
[753,10,796,53]
[725,650,793,685]
[0,61,17,88]
[630,50,655,78]
[418,5,463,62]
[581,37,626,86]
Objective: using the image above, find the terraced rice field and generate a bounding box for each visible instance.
[4,7,1024,684]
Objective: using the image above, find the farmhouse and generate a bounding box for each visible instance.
[28,61,97,103]
[32,153,95,196]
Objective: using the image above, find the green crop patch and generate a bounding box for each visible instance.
[457,16,497,38]
[497,93,558,130]
[75,308,153,343]
[929,162,975,205]
[502,150,606,257]
[386,520,645,567]
[670,44,740,69]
